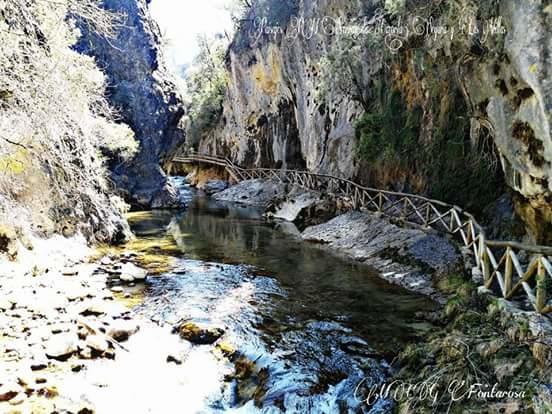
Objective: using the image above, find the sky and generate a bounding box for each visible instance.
[150,0,234,78]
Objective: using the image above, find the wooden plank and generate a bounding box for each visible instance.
[536,258,547,312]
[482,247,491,286]
[522,281,537,309]
[504,248,513,297]
[507,257,539,299]
[541,257,552,277]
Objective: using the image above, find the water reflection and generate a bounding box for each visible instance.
[164,197,436,352]
[124,195,436,413]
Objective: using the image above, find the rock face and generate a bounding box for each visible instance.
[77,0,185,208]
[200,0,361,177]
[213,179,287,206]
[465,0,552,243]
[198,0,552,242]
[302,211,463,299]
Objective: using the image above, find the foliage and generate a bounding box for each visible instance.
[0,0,137,242]
[343,0,507,213]
[185,35,228,148]
[355,82,502,212]
[355,89,421,165]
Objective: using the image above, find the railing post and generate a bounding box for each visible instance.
[479,236,490,284]
[504,248,513,297]
[536,257,547,312]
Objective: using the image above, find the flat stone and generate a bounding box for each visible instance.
[45,333,78,360]
[107,319,139,342]
[120,263,147,283]
[175,322,225,345]
[85,334,109,354]
[166,354,182,365]
[0,383,23,402]
[30,354,49,371]
[100,257,113,265]
[61,267,78,276]
[8,392,26,406]
[79,346,93,360]
[0,297,14,311]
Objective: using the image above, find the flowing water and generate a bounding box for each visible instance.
[87,180,437,414]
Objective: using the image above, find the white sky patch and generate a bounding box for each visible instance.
[150,0,234,78]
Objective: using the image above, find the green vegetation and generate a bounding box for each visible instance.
[314,0,506,213]
[354,81,503,212]
[185,35,228,148]
[394,278,550,414]
[355,89,421,165]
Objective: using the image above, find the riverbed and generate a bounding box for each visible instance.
[0,184,438,414]
[86,191,436,413]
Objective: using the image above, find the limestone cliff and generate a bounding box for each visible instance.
[200,0,362,178]
[198,0,551,243]
[77,0,186,209]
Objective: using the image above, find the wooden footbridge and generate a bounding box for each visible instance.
[173,152,552,314]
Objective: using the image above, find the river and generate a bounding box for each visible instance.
[83,181,436,413]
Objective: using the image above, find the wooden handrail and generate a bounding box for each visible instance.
[172,152,552,314]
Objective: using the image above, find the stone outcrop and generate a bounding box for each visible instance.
[212,179,287,206]
[197,0,551,242]
[465,0,552,243]
[77,0,186,208]
[302,211,463,299]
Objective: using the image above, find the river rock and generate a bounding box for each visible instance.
[175,322,225,345]
[213,179,286,207]
[266,187,337,228]
[30,352,49,371]
[166,354,182,365]
[107,319,139,342]
[0,383,23,402]
[86,334,110,354]
[202,180,229,195]
[267,189,321,222]
[120,263,148,283]
[0,297,14,311]
[45,333,79,360]
[61,267,78,276]
[0,224,19,260]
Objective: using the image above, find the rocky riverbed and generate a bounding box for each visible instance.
[0,240,150,412]
[199,177,552,413]
[2,176,550,413]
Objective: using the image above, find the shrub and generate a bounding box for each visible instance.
[0,0,137,243]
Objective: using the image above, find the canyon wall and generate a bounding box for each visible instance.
[77,0,186,208]
[199,0,551,243]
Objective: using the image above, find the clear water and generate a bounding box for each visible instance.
[112,187,437,413]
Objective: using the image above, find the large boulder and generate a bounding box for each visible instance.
[302,211,463,298]
[213,179,286,207]
[174,322,225,345]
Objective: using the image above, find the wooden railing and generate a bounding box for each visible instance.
[172,153,552,314]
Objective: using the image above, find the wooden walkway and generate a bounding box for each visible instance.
[173,152,552,314]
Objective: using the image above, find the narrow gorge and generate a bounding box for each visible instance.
[0,1,551,413]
